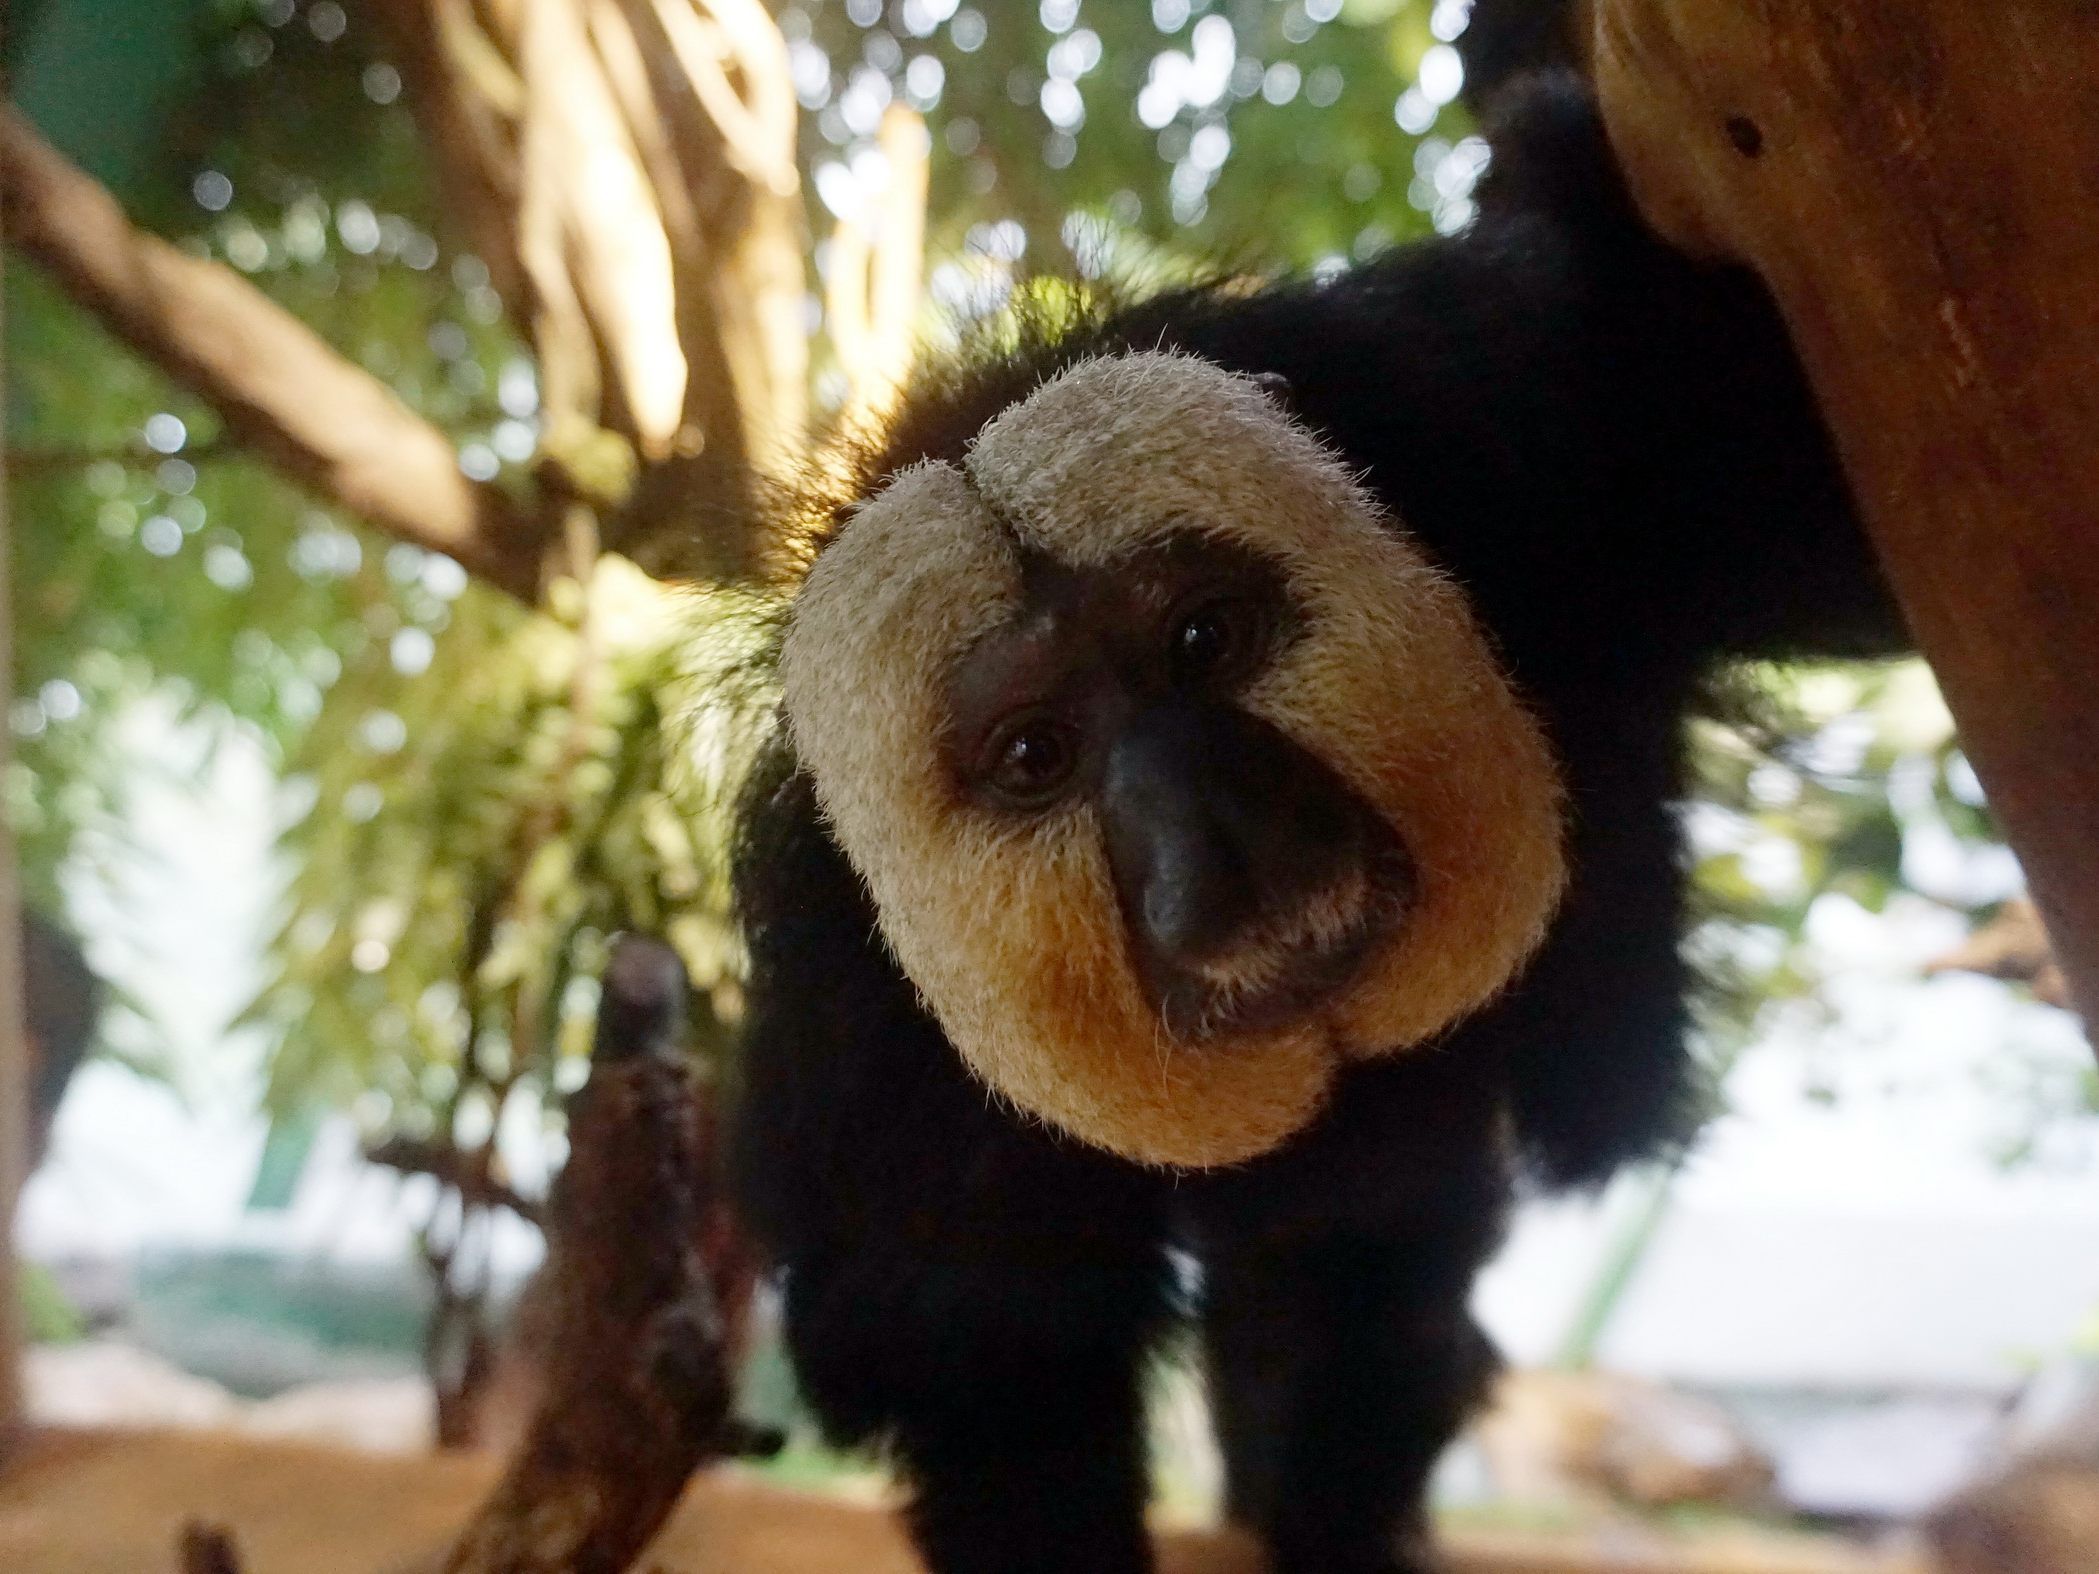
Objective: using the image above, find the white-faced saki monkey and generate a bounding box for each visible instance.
[726,34,1907,1574]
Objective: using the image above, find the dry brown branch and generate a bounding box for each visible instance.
[372,0,809,578]
[650,0,798,200]
[1925,896,2073,1009]
[409,0,808,475]
[434,936,737,1574]
[1595,0,2099,1027]
[366,1135,547,1229]
[521,0,689,458]
[586,0,709,279]
[0,105,549,600]
[641,0,808,470]
[583,0,740,478]
[594,1,757,477]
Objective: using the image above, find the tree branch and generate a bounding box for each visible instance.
[0,104,551,601]
[518,0,690,460]
[435,936,740,1574]
[365,1134,548,1229]
[630,0,808,472]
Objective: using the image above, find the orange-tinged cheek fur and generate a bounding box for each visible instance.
[1247,573,1567,1057]
[880,814,1337,1168]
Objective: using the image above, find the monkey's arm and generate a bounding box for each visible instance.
[1093,70,1905,674]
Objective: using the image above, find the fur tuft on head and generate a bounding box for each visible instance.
[783,352,1566,1167]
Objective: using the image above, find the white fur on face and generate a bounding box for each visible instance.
[782,352,1567,1168]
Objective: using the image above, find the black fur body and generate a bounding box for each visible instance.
[730,73,1906,1574]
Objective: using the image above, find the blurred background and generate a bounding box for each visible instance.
[7,0,2099,1564]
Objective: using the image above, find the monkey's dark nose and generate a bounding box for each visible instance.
[1099,705,1362,972]
[1100,711,1243,963]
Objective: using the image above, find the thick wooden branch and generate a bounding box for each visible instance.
[0,104,550,602]
[368,0,807,579]
[519,0,691,459]
[435,936,737,1574]
[1593,2,2099,1024]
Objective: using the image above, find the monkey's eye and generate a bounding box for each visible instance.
[978,714,1080,809]
[1168,595,1266,691]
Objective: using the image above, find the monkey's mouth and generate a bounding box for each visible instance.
[1153,842,1414,1043]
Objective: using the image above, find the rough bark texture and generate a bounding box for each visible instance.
[0,106,549,601]
[1592,1,2099,1026]
[433,936,738,1574]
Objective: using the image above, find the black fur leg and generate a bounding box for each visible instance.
[781,1243,1167,1574]
[1200,1237,1497,1574]
[902,1363,1154,1574]
[1180,1056,1511,1574]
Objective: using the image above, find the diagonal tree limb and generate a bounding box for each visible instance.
[0,104,551,602]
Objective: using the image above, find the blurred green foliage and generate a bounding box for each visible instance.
[790,0,1463,263]
[243,559,765,1135]
[1681,663,2040,1098]
[9,0,520,911]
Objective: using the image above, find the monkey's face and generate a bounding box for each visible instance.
[783,353,1566,1167]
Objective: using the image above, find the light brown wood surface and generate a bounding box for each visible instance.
[1592,1,2099,1021]
[0,1428,1921,1574]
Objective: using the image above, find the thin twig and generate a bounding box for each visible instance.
[366,1135,547,1228]
[7,441,236,474]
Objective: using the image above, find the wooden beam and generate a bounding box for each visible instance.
[1592,2,2099,1022]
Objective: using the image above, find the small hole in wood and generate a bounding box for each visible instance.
[1725,116,1766,158]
